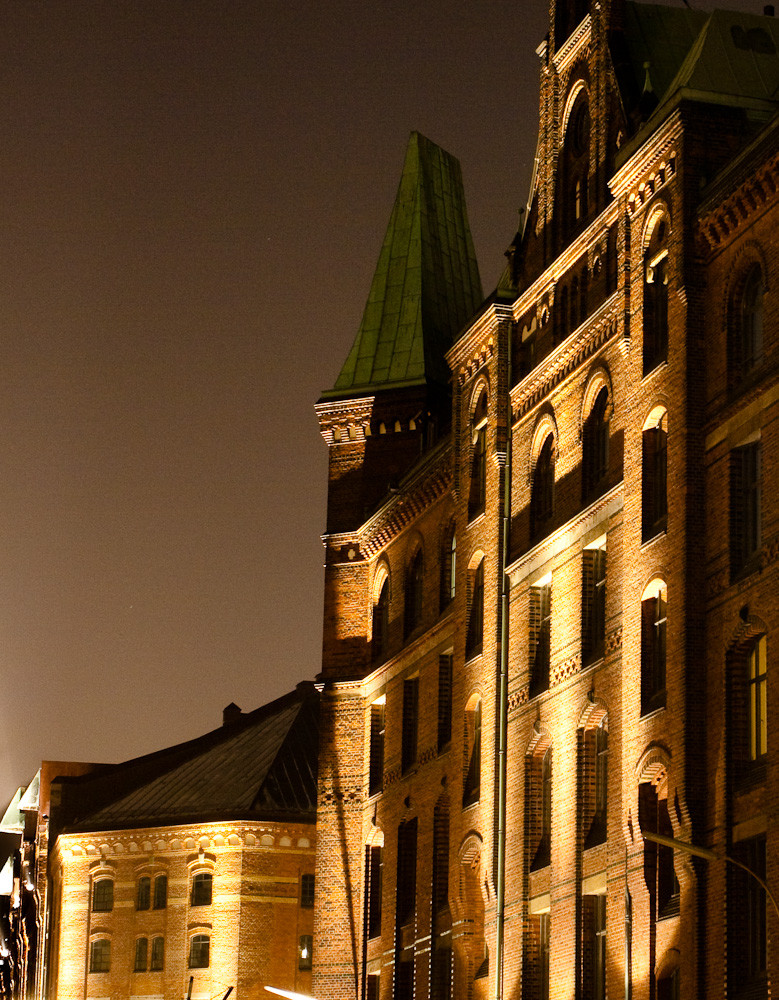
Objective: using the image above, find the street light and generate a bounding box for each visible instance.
[642,830,779,921]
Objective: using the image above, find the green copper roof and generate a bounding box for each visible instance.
[327,132,482,397]
[624,3,779,116]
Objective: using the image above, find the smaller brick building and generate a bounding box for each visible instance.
[2,682,319,1000]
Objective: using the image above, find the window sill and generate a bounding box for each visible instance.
[465,645,483,664]
[641,358,668,383]
[462,795,480,811]
[641,525,667,549]
[640,698,666,720]
[467,509,486,528]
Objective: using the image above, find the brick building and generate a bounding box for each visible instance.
[1,683,319,1000]
[314,3,779,1000]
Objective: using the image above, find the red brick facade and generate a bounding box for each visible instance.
[315,2,779,1000]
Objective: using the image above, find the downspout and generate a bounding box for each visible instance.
[495,319,512,1000]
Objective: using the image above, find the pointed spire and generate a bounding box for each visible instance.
[325,132,482,398]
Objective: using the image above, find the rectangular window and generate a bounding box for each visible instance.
[394,959,414,1000]
[641,587,666,715]
[191,872,213,906]
[729,837,767,991]
[301,872,315,908]
[150,936,164,972]
[89,940,110,973]
[367,972,380,1000]
[469,424,487,521]
[136,876,150,910]
[582,895,606,1000]
[731,441,761,576]
[189,935,210,969]
[134,937,148,973]
[530,582,551,696]
[396,819,417,926]
[369,698,386,795]
[92,879,113,912]
[367,846,382,938]
[749,636,767,761]
[540,913,550,1000]
[401,678,419,773]
[437,654,453,751]
[430,947,452,1000]
[153,874,167,909]
[298,935,313,971]
[582,545,606,665]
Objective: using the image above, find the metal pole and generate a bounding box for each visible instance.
[642,830,779,921]
[495,318,512,1000]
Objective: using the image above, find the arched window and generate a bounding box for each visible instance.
[468,390,488,521]
[730,263,764,385]
[531,433,555,539]
[372,575,390,662]
[530,575,552,696]
[92,878,113,913]
[466,558,485,658]
[369,695,385,795]
[89,939,111,973]
[643,216,669,373]
[582,539,606,665]
[641,580,667,715]
[134,938,148,973]
[440,527,456,611]
[190,872,213,907]
[730,437,761,577]
[639,776,678,920]
[463,696,482,807]
[404,549,424,638]
[561,93,590,235]
[582,385,610,502]
[642,409,668,541]
[581,715,608,849]
[136,876,150,910]
[189,935,210,969]
[529,746,552,871]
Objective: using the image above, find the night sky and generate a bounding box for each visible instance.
[0,0,763,809]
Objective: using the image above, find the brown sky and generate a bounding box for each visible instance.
[0,0,764,808]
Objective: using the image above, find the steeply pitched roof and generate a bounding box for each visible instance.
[324,131,482,399]
[57,684,319,831]
[622,3,779,124]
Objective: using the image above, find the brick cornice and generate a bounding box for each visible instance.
[610,112,683,209]
[553,15,592,75]
[697,151,779,255]
[447,302,514,386]
[315,395,375,445]
[52,819,315,861]
[509,293,621,423]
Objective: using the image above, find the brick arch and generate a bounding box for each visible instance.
[577,695,608,730]
[635,742,672,787]
[642,401,668,432]
[560,76,590,140]
[371,559,391,603]
[525,722,552,758]
[726,611,768,652]
[641,198,672,252]
[468,376,490,425]
[641,575,666,603]
[365,823,384,848]
[404,530,425,565]
[528,408,559,483]
[723,239,770,325]
[467,547,485,572]
[579,364,613,436]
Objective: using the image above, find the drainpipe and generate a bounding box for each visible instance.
[495,318,512,1000]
